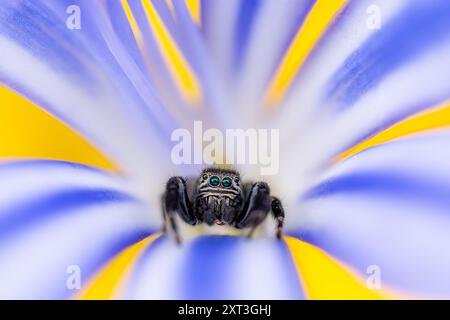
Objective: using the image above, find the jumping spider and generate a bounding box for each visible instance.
[162,167,285,244]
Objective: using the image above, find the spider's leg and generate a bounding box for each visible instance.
[234,182,272,238]
[271,196,285,239]
[160,195,168,235]
[246,223,259,239]
[163,176,197,244]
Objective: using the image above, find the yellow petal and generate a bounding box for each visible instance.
[285,236,402,299]
[335,100,450,162]
[76,233,160,300]
[0,85,116,171]
[265,0,348,107]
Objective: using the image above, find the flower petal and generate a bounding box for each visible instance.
[276,0,450,198]
[294,133,450,298]
[124,235,304,299]
[285,236,396,299]
[0,1,176,187]
[235,0,315,118]
[0,160,156,299]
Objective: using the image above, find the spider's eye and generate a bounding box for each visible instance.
[234,176,240,183]
[202,174,208,180]
[209,175,220,187]
[222,177,232,188]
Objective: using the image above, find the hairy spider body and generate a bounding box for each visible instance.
[162,167,285,244]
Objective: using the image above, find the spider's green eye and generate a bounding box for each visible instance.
[209,175,220,187]
[222,177,232,188]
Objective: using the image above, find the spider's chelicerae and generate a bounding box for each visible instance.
[162,167,285,244]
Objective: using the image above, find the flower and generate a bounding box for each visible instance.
[0,0,450,299]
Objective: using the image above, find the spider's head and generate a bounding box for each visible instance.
[198,167,242,193]
[196,167,243,226]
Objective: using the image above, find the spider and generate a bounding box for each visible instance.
[162,167,285,244]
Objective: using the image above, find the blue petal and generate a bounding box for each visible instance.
[0,0,178,185]
[0,160,155,299]
[233,0,263,71]
[125,235,304,299]
[277,0,450,175]
[234,0,314,116]
[293,134,450,298]
[326,0,450,108]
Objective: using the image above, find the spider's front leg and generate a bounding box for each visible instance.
[163,176,197,244]
[234,182,284,239]
[271,196,285,239]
